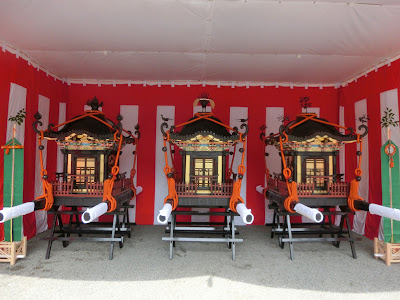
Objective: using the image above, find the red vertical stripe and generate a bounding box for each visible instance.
[0,50,66,239]
[4,49,400,238]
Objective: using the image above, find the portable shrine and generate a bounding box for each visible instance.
[158,96,253,260]
[258,112,400,259]
[0,97,141,259]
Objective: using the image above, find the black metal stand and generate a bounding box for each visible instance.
[270,205,360,260]
[162,209,243,260]
[43,204,134,260]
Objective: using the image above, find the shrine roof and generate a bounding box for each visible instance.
[169,115,238,143]
[43,111,117,141]
[286,115,361,143]
[264,113,367,146]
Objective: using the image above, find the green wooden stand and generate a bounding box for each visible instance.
[381,140,400,243]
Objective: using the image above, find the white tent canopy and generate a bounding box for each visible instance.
[1,0,400,85]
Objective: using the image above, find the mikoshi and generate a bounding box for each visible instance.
[259,112,400,260]
[0,97,141,260]
[158,95,253,260]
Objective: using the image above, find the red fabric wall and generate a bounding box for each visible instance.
[13,47,400,239]
[67,85,340,225]
[340,59,400,239]
[0,50,67,240]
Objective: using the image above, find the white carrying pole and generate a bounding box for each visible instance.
[157,203,172,224]
[82,202,108,224]
[0,202,35,223]
[369,204,400,222]
[236,203,254,224]
[82,186,143,224]
[294,203,324,223]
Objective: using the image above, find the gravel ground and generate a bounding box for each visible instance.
[0,225,399,299]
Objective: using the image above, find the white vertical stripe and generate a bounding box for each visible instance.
[6,83,27,144]
[379,89,400,240]
[154,106,175,224]
[56,103,66,174]
[6,83,27,238]
[191,106,210,223]
[193,105,211,115]
[35,95,50,234]
[301,107,321,223]
[339,106,346,178]
[302,107,320,117]
[84,105,102,111]
[336,106,346,226]
[230,107,248,225]
[265,107,284,224]
[380,89,400,146]
[120,105,139,223]
[352,99,369,235]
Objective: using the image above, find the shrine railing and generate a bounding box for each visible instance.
[326,182,350,196]
[296,182,350,197]
[52,174,131,197]
[175,182,233,197]
[267,176,350,197]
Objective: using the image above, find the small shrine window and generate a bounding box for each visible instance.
[305,158,326,189]
[75,157,96,185]
[192,158,217,188]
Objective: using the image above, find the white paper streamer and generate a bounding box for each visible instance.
[256,185,264,195]
[157,203,172,224]
[230,107,248,226]
[153,106,175,224]
[35,95,50,234]
[294,203,323,223]
[369,204,400,221]
[0,202,35,223]
[236,203,254,224]
[82,202,108,224]
[135,186,143,196]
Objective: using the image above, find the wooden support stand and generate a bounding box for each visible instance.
[374,237,400,266]
[0,236,27,265]
[44,205,133,260]
[163,209,242,260]
[270,204,360,260]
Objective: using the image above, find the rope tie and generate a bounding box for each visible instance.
[279,135,298,213]
[121,128,139,199]
[229,180,245,212]
[163,166,178,210]
[102,131,123,212]
[35,132,54,211]
[229,141,247,212]
[348,179,363,212]
[348,137,364,211]
[228,144,237,178]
